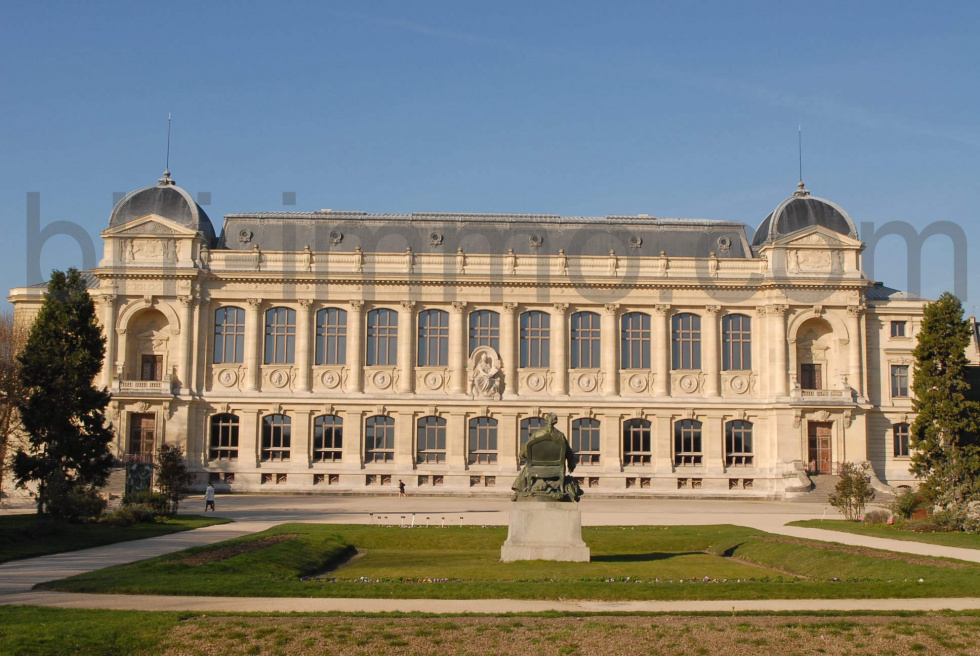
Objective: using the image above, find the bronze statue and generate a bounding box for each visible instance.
[511,412,583,502]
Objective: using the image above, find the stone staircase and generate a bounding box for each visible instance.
[791,474,840,503]
[103,467,128,505]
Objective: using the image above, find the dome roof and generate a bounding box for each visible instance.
[109,171,215,243]
[752,182,857,246]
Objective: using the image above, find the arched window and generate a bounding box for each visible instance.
[570,312,601,368]
[366,309,398,366]
[418,309,449,367]
[416,416,447,463]
[264,307,296,364]
[313,415,343,462]
[622,419,651,465]
[674,419,702,466]
[214,307,245,364]
[520,311,550,368]
[893,423,910,457]
[209,413,239,460]
[519,416,547,451]
[468,417,498,464]
[261,414,291,461]
[364,415,395,462]
[671,313,701,370]
[621,312,651,369]
[469,310,500,353]
[722,314,751,371]
[725,420,753,466]
[572,418,600,465]
[315,308,347,366]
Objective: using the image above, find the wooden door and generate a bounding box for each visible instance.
[141,354,163,381]
[128,413,155,462]
[807,422,832,474]
[800,363,822,390]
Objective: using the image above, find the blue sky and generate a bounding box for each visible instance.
[2,1,978,310]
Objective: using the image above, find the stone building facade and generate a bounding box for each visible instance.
[8,174,926,497]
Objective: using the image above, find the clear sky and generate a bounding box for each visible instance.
[2,1,978,310]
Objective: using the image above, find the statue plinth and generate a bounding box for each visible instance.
[501,499,590,562]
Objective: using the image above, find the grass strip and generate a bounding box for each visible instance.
[788,519,980,550]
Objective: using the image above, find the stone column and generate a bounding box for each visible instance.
[846,304,865,398]
[115,328,127,382]
[244,298,263,392]
[498,411,518,470]
[770,304,789,397]
[394,410,414,465]
[599,412,621,473]
[100,294,117,390]
[342,410,364,466]
[551,302,569,396]
[653,304,671,397]
[293,409,313,467]
[500,303,518,397]
[449,302,467,394]
[347,301,364,393]
[240,409,261,467]
[702,306,721,397]
[178,295,196,394]
[295,299,314,392]
[755,306,769,397]
[397,301,416,394]
[601,304,619,397]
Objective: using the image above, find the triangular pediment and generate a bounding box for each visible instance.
[771,224,863,249]
[102,215,199,238]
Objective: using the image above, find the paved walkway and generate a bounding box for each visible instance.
[2,495,979,613]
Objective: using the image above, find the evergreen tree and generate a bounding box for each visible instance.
[155,443,194,515]
[909,291,980,526]
[13,269,114,516]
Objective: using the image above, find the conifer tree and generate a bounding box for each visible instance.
[13,269,114,516]
[909,291,980,526]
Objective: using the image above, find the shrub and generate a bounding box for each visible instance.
[101,507,137,527]
[123,491,170,515]
[828,462,876,521]
[863,510,891,525]
[155,444,194,515]
[42,479,107,522]
[891,488,926,520]
[905,521,949,533]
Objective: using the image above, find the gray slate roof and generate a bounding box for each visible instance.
[865,283,928,302]
[752,191,858,246]
[109,177,216,243]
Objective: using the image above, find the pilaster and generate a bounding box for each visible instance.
[551,302,569,395]
[397,301,415,394]
[653,305,671,397]
[702,305,721,397]
[295,299,314,392]
[601,304,619,396]
[244,298,263,392]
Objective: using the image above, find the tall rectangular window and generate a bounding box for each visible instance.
[365,415,395,462]
[671,313,701,370]
[570,312,601,368]
[261,414,291,461]
[416,416,447,463]
[722,314,752,371]
[264,307,296,365]
[725,420,753,466]
[209,414,239,460]
[893,423,910,457]
[572,418,601,465]
[418,309,449,367]
[891,321,907,338]
[366,309,398,366]
[468,417,498,464]
[214,307,245,364]
[315,308,347,365]
[520,311,550,368]
[891,365,909,398]
[468,310,500,353]
[622,419,651,465]
[674,419,703,466]
[313,415,343,462]
[621,312,651,369]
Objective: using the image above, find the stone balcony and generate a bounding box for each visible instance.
[115,379,176,396]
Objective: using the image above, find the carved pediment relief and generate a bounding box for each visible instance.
[103,215,199,238]
[116,220,178,236]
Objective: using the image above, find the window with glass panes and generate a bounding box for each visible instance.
[570,312,601,368]
[572,418,600,465]
[364,415,395,462]
[893,422,910,457]
[622,419,652,465]
[891,365,909,397]
[209,414,239,460]
[671,313,701,369]
[468,417,498,464]
[725,420,753,466]
[891,321,907,338]
[520,311,550,368]
[417,310,449,367]
[312,415,343,462]
[315,308,347,365]
[213,307,245,364]
[261,414,291,461]
[620,312,651,369]
[416,416,446,463]
[264,308,296,364]
[366,309,398,366]
[674,419,702,466]
[722,314,751,371]
[468,310,500,353]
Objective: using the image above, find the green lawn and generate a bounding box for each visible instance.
[0,513,231,563]
[42,523,980,601]
[789,520,980,550]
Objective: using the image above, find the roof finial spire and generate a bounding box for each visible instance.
[159,114,175,186]
[794,125,809,197]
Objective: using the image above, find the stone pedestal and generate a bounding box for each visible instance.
[500,500,590,562]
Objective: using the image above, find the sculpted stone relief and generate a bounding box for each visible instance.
[469,348,502,399]
[121,238,178,263]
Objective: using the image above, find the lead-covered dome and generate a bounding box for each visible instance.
[109,171,216,243]
[752,182,857,246]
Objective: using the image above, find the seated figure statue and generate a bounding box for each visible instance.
[511,412,583,502]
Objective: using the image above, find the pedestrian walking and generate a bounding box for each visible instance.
[204,482,216,511]
[398,479,406,498]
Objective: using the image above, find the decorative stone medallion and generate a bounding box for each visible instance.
[329,230,343,245]
[321,370,340,389]
[424,372,444,390]
[217,369,238,388]
[679,374,698,393]
[628,374,647,392]
[269,369,289,388]
[373,371,392,389]
[577,374,597,392]
[730,375,748,394]
[526,373,546,392]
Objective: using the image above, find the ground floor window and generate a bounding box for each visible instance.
[674,419,702,466]
[365,415,394,463]
[623,419,651,465]
[417,416,446,463]
[893,422,910,457]
[572,418,600,465]
[313,414,343,462]
[209,413,239,460]
[725,420,753,466]
[261,414,291,461]
[468,417,498,464]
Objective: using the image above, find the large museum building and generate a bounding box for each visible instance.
[8,173,926,497]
